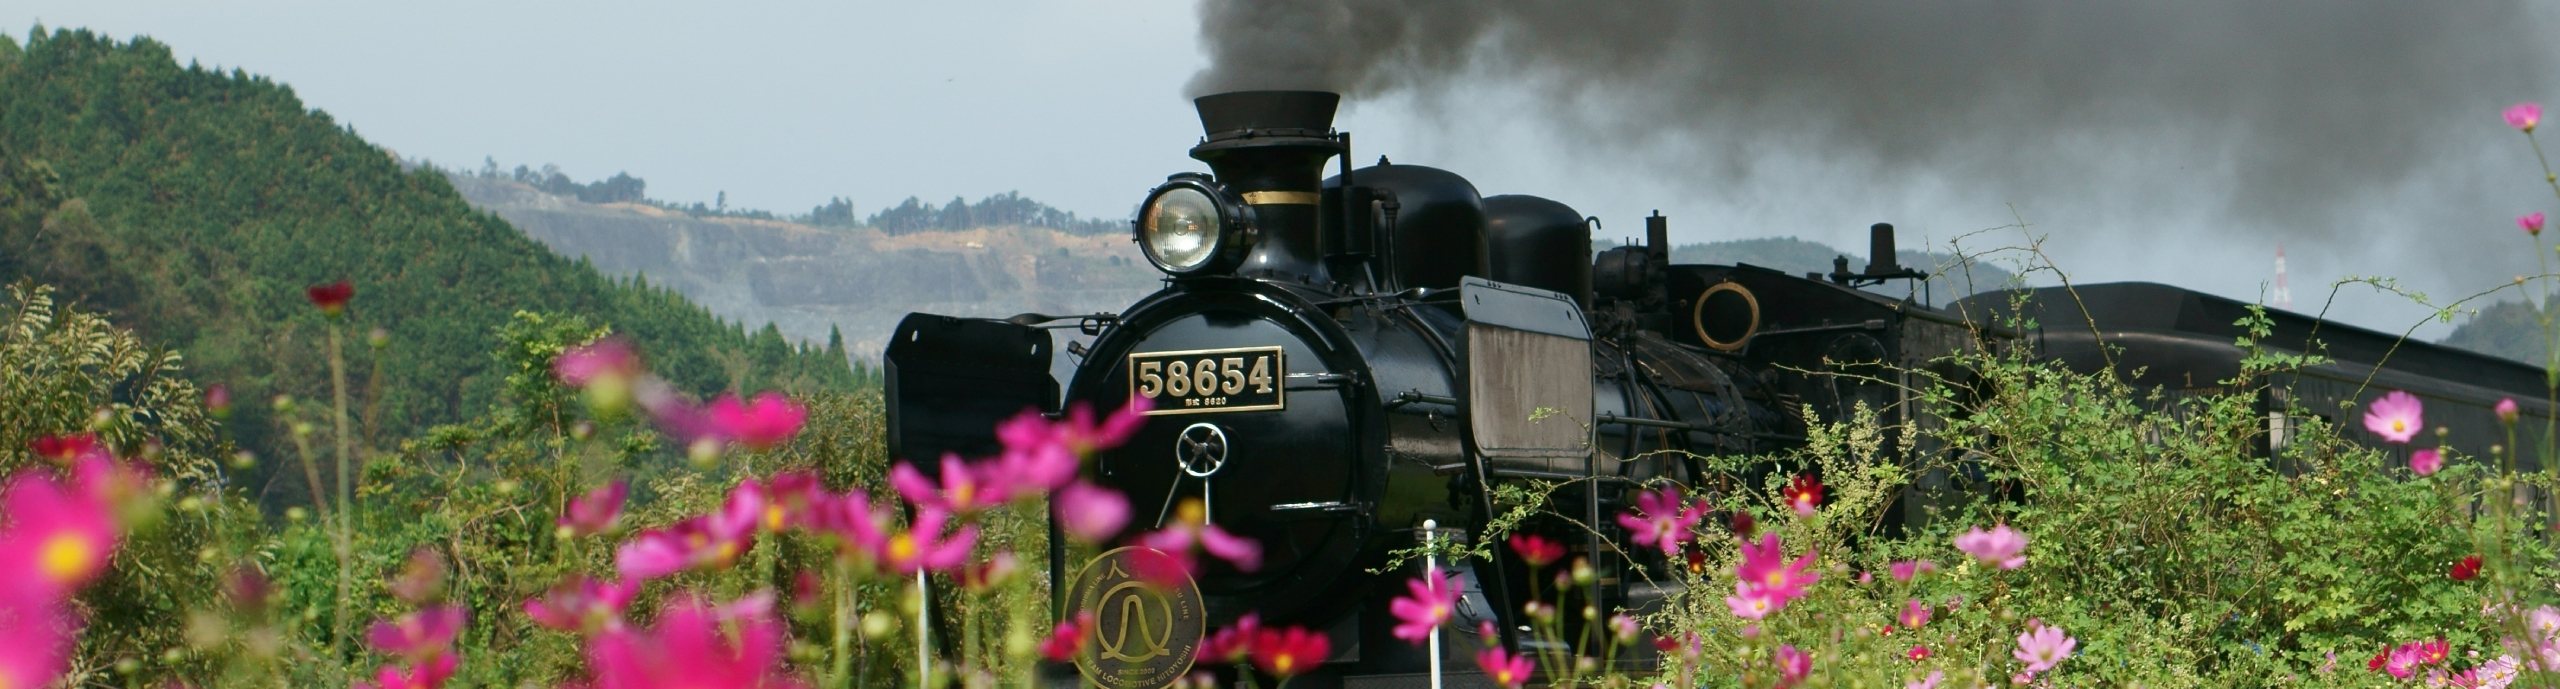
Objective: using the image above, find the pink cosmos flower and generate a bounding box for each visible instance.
[0,598,73,689]
[354,654,458,689]
[1040,612,1094,662]
[2497,398,2521,424]
[761,471,834,532]
[2508,102,2543,132]
[586,596,803,689]
[989,398,1152,500]
[2363,390,2424,444]
[2523,214,2548,238]
[1733,533,1820,600]
[368,604,467,662]
[1388,571,1461,644]
[389,549,449,605]
[1955,524,2028,570]
[615,479,770,579]
[1907,670,1944,689]
[1889,560,1938,582]
[524,576,638,635]
[1252,626,1330,678]
[1054,480,1129,544]
[888,454,1000,514]
[873,509,977,576]
[204,383,233,418]
[1508,534,1565,568]
[710,392,807,451]
[1197,613,1262,665]
[2452,555,2484,581]
[1783,474,1823,517]
[2411,449,2444,477]
[555,338,640,388]
[558,481,629,539]
[1615,485,1707,557]
[2528,605,2560,642]
[1776,645,1812,688]
[1475,647,1535,689]
[2013,621,2076,674]
[0,469,122,598]
[1135,500,1263,581]
[960,552,1021,593]
[1907,646,1932,661]
[1899,598,1931,629]
[1726,582,1782,620]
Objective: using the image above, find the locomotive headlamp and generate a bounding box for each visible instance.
[1137,177,1253,276]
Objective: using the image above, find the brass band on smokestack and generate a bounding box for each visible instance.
[1190,91,1347,284]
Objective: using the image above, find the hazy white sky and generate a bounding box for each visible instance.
[9,1,2556,338]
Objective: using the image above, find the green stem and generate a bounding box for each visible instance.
[327,322,355,673]
[830,561,854,689]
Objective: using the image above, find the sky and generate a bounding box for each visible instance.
[10,1,2557,338]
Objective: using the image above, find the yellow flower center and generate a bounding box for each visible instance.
[2392,420,2408,434]
[1766,572,1783,585]
[41,534,96,584]
[1274,654,1296,674]
[765,506,787,531]
[890,534,918,562]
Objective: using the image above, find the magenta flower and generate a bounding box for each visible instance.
[1136,500,1263,580]
[874,509,977,576]
[1725,582,1783,620]
[389,549,450,605]
[1782,474,1823,517]
[1388,571,1461,644]
[306,280,355,317]
[2013,621,2076,674]
[616,519,748,581]
[559,481,629,538]
[2410,448,2444,476]
[587,596,803,689]
[1954,523,2028,570]
[989,398,1152,500]
[0,469,122,598]
[2498,397,2521,424]
[2508,102,2543,132]
[354,654,458,689]
[555,338,640,388]
[1733,533,1819,600]
[1899,598,1931,629]
[0,598,72,689]
[2363,390,2424,444]
[1055,480,1129,544]
[711,392,807,451]
[204,383,233,418]
[368,604,467,662]
[1475,647,1535,689]
[1776,645,1812,688]
[1251,626,1330,678]
[524,576,638,635]
[25,433,103,465]
[889,454,1000,514]
[637,382,722,447]
[1888,560,1938,582]
[2523,213,2548,238]
[1615,484,1707,557]
[1508,534,1564,568]
[1197,612,1262,665]
[1907,670,1944,689]
[1040,612,1093,662]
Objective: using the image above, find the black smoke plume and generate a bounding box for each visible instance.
[1189,1,2560,310]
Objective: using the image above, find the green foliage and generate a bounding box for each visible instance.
[0,28,870,513]
[2445,297,2551,366]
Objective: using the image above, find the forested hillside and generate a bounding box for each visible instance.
[0,28,867,505]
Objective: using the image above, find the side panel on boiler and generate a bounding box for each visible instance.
[1460,277,1594,475]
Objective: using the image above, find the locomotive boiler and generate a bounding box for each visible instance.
[885,90,1993,682]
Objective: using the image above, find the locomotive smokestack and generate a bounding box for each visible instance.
[1865,223,1901,276]
[1191,91,1347,284]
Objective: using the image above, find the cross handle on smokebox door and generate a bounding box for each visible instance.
[1162,422,1230,527]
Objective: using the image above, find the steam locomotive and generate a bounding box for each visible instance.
[884,90,2550,684]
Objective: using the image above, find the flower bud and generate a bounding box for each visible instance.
[230,451,257,470]
[862,611,898,639]
[495,479,520,495]
[286,506,308,522]
[1571,557,1596,586]
[272,395,296,413]
[572,420,596,441]
[368,327,391,350]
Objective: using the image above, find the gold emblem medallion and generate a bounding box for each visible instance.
[1070,547,1205,689]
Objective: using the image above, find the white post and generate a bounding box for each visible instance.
[916,569,931,688]
[1424,519,1442,689]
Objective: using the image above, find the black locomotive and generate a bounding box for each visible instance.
[883,90,2550,683]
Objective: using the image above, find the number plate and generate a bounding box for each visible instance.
[1128,346,1285,415]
